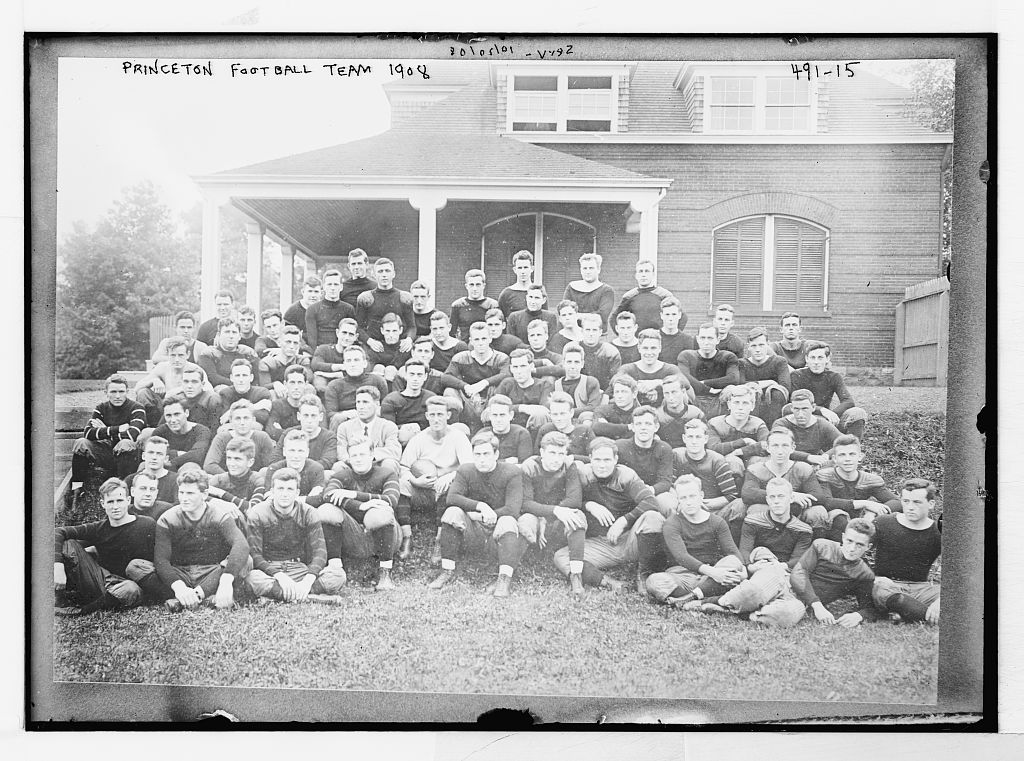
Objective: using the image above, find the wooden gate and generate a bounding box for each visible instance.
[894,277,949,386]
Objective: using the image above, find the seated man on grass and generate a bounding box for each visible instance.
[871,478,942,625]
[518,431,588,596]
[55,478,155,615]
[149,396,212,471]
[381,358,438,444]
[704,517,878,627]
[132,468,251,612]
[494,348,554,431]
[641,475,746,606]
[70,374,147,501]
[671,419,747,541]
[125,435,178,505]
[817,435,901,539]
[398,396,474,561]
[319,435,403,587]
[245,467,347,605]
[683,478,812,619]
[335,385,402,466]
[271,394,338,471]
[216,359,273,432]
[206,437,264,517]
[428,431,524,598]
[614,405,675,508]
[789,341,869,440]
[771,388,842,467]
[203,400,276,475]
[551,437,664,592]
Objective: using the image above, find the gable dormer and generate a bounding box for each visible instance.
[491,62,636,135]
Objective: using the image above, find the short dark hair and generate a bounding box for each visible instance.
[846,517,876,540]
[355,385,381,402]
[174,310,196,325]
[106,374,129,389]
[98,477,128,500]
[261,308,283,322]
[303,275,322,288]
[780,311,801,325]
[901,478,938,501]
[214,290,235,302]
[831,434,861,450]
[746,327,769,343]
[217,317,240,333]
[225,437,256,458]
[271,467,300,485]
[512,250,534,265]
[588,436,619,457]
[508,348,535,363]
[176,468,210,491]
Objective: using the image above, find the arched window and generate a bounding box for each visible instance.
[711,215,829,311]
[481,212,597,299]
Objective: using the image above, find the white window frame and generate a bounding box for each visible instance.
[480,212,598,277]
[506,68,622,134]
[700,66,818,135]
[710,214,830,311]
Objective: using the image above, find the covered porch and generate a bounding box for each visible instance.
[192,130,672,317]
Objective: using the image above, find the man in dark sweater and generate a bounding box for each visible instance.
[150,397,212,470]
[741,427,830,534]
[340,248,377,310]
[259,326,312,397]
[533,392,596,462]
[771,388,841,466]
[198,318,260,392]
[237,305,260,351]
[481,395,534,463]
[311,318,360,393]
[507,284,558,343]
[578,313,621,391]
[551,343,603,423]
[365,313,408,385]
[382,358,437,443]
[518,431,588,596]
[494,348,553,431]
[129,471,174,523]
[206,437,264,516]
[124,436,178,505]
[410,280,434,337]
[428,431,525,597]
[677,322,741,418]
[324,345,389,430]
[620,329,688,408]
[428,311,469,372]
[525,319,563,368]
[610,311,641,366]
[683,478,812,618]
[713,304,747,357]
[552,438,664,591]
[271,394,338,471]
[592,374,639,440]
[790,342,868,439]
[172,365,223,433]
[216,359,273,431]
[817,435,901,540]
[611,259,673,332]
[653,375,705,449]
[203,400,276,475]
[450,269,498,342]
[671,419,746,540]
[485,308,526,356]
[769,312,811,369]
[55,478,155,614]
[356,257,416,352]
[706,385,769,483]
[614,406,674,502]
[641,474,746,605]
[268,365,313,440]
[132,469,251,611]
[658,296,695,362]
[245,467,347,603]
[497,250,540,317]
[320,435,404,586]
[871,478,942,625]
[263,430,328,507]
[445,322,510,426]
[71,374,146,494]
[736,327,791,426]
[305,268,356,351]
[283,275,322,339]
[196,290,236,345]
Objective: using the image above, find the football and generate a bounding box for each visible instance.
[410,459,439,479]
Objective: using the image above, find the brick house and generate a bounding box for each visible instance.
[193,60,951,369]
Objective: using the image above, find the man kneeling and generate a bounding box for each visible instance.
[428,431,524,597]
[245,467,347,604]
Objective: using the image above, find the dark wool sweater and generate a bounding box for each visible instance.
[55,516,156,576]
[447,462,524,518]
[663,513,740,572]
[519,456,583,518]
[304,298,356,351]
[871,514,941,582]
[677,350,741,395]
[155,503,249,579]
[739,512,812,567]
[245,500,328,574]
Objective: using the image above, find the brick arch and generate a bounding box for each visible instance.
[704,192,839,230]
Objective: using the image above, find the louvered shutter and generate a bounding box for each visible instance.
[713,218,764,308]
[773,217,826,308]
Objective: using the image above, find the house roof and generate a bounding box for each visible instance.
[217,123,660,183]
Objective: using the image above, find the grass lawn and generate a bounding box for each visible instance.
[52,385,946,708]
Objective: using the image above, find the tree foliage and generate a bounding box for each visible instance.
[56,182,200,378]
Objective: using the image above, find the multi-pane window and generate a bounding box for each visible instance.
[510,74,615,132]
[712,215,828,310]
[706,75,813,133]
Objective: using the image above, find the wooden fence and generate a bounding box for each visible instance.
[149,314,177,358]
[894,277,949,386]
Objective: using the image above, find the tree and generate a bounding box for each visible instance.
[56,182,200,378]
[906,59,955,274]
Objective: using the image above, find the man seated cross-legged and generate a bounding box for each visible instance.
[428,431,524,598]
[54,478,155,616]
[244,467,348,605]
[641,475,747,606]
[319,436,403,591]
[70,374,146,500]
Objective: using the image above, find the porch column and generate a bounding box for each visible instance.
[245,221,265,310]
[280,244,296,312]
[637,202,660,269]
[200,197,223,320]
[409,191,448,297]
